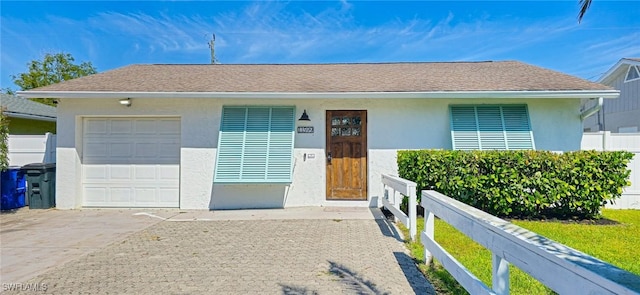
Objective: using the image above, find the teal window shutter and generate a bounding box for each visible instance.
[214,106,295,183]
[450,105,535,150]
[450,106,480,150]
[502,105,535,150]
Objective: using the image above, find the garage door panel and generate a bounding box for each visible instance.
[111,143,133,157]
[159,189,179,203]
[85,119,108,134]
[135,189,156,203]
[157,120,181,134]
[83,181,179,207]
[84,143,108,157]
[134,166,156,180]
[84,165,108,180]
[111,120,133,134]
[159,142,180,158]
[84,187,107,203]
[111,166,133,180]
[82,117,180,208]
[159,166,179,180]
[135,143,158,158]
[134,120,157,134]
[111,188,133,203]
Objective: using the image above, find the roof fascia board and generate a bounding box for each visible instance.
[598,58,640,84]
[17,90,619,100]
[5,112,56,122]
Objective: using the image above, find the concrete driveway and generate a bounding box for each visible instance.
[1,207,434,294]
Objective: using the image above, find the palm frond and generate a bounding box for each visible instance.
[578,0,592,23]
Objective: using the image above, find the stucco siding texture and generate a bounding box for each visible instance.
[55,97,582,209]
[30,61,609,93]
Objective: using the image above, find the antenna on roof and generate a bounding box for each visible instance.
[208,33,217,64]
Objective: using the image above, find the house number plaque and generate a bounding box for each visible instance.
[297,126,314,133]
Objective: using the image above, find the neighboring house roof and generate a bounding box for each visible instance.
[0,94,56,122]
[18,61,617,99]
[598,58,640,85]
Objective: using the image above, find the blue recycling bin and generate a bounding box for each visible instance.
[1,167,26,210]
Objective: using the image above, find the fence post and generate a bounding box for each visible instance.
[602,131,612,151]
[392,189,399,223]
[492,253,510,295]
[44,132,55,163]
[424,207,434,264]
[408,184,417,241]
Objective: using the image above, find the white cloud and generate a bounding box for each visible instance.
[193,2,586,65]
[571,32,640,80]
[2,0,638,87]
[88,12,211,53]
[0,1,603,66]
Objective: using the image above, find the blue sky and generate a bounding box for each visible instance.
[1,1,639,90]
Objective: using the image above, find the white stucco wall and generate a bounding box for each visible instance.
[55,97,582,209]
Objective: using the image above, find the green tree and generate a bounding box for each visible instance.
[12,53,97,106]
[578,0,592,23]
[1,88,15,95]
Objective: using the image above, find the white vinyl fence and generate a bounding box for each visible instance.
[381,174,417,241]
[8,133,56,166]
[582,132,640,209]
[421,190,640,295]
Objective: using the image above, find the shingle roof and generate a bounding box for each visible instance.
[26,61,610,93]
[1,94,57,120]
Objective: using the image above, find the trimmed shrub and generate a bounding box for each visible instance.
[398,150,633,219]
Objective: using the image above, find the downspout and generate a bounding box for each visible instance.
[580,97,604,121]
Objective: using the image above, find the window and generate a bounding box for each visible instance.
[625,65,640,82]
[450,105,535,150]
[331,114,362,137]
[214,106,295,183]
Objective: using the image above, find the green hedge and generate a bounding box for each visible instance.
[398,150,633,219]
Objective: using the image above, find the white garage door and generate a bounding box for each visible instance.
[82,117,180,207]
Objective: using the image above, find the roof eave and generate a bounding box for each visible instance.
[598,58,640,84]
[5,112,57,122]
[17,90,620,100]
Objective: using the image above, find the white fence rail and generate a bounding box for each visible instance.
[8,133,56,166]
[381,174,417,241]
[582,132,640,209]
[421,190,640,295]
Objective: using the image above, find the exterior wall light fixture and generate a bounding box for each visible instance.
[119,98,131,107]
[299,109,310,121]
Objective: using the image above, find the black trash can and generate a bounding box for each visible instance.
[21,163,56,209]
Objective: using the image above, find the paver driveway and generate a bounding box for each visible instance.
[2,209,434,294]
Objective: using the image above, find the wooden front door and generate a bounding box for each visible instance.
[326,110,367,200]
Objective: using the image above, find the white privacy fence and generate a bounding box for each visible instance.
[421,190,640,295]
[381,174,417,241]
[582,132,640,209]
[8,133,56,166]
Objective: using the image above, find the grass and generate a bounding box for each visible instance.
[397,209,640,295]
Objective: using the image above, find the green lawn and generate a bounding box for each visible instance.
[398,209,640,295]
